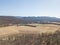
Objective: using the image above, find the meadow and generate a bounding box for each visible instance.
[0,24,60,45]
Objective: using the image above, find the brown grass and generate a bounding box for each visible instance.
[0,24,60,36]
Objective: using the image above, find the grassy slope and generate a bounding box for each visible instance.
[0,24,60,37]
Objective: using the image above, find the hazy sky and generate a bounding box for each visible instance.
[0,0,60,17]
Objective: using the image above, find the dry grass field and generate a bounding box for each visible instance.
[0,24,60,45]
[0,24,60,36]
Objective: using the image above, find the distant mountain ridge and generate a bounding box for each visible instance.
[0,16,60,25]
[17,16,60,24]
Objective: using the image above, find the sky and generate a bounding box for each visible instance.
[0,0,60,17]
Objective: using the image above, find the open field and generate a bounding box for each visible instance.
[0,24,60,36]
[0,24,60,45]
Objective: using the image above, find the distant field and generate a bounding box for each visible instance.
[0,24,60,37]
